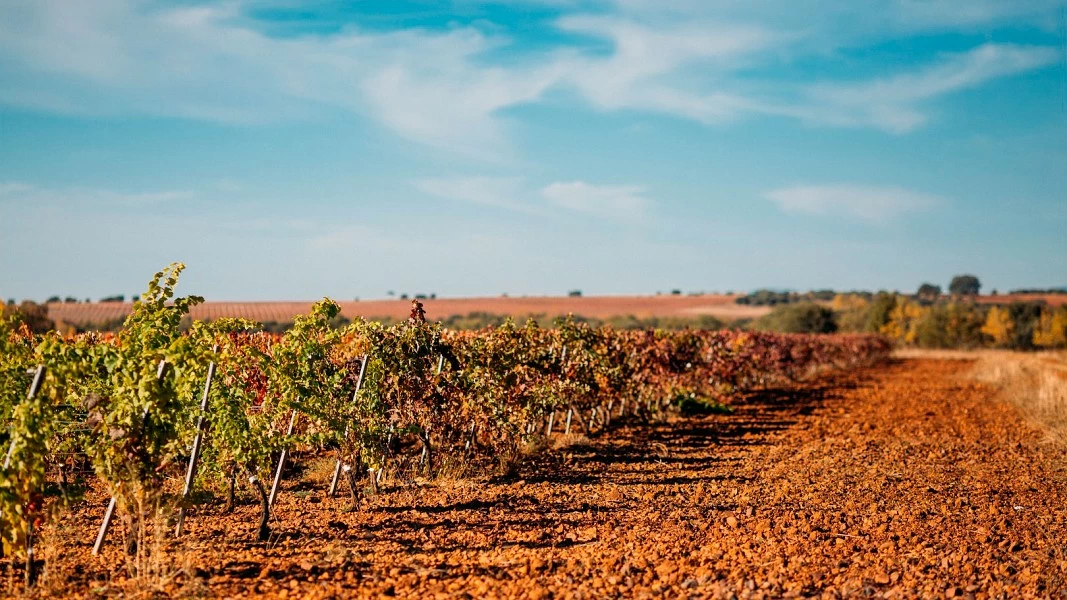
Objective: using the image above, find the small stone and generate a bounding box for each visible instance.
[726,516,739,528]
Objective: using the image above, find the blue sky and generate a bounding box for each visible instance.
[1,0,1065,301]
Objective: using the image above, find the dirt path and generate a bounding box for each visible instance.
[54,359,1067,598]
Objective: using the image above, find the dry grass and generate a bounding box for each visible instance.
[550,433,592,450]
[895,348,1067,447]
[18,500,207,600]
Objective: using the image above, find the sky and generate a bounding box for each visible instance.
[1,0,1065,301]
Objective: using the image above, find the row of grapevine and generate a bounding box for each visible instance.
[0,264,890,585]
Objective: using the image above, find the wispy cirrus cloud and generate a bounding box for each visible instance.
[542,180,650,221]
[553,15,776,123]
[415,176,653,222]
[792,43,1061,132]
[412,176,540,213]
[0,180,192,207]
[0,0,1060,157]
[765,183,942,222]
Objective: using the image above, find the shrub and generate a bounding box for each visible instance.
[1033,306,1067,348]
[753,303,837,334]
[914,302,984,348]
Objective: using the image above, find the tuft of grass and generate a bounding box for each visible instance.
[673,392,734,416]
[550,433,591,450]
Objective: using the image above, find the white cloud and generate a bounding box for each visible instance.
[307,224,408,252]
[412,176,539,213]
[765,184,942,222]
[0,0,1059,155]
[542,181,649,221]
[0,182,34,196]
[0,181,191,207]
[549,16,777,124]
[796,43,1060,132]
[0,0,553,158]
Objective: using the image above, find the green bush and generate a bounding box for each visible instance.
[753,303,837,334]
[913,302,984,348]
[1006,302,1045,350]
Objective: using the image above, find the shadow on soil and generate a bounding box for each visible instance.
[266,361,887,550]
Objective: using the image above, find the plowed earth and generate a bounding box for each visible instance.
[41,359,1067,598]
[44,295,768,328]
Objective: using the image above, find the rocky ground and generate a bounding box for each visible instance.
[31,358,1067,598]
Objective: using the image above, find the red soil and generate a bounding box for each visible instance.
[26,358,1067,598]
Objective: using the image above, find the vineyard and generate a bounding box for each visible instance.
[0,264,892,594]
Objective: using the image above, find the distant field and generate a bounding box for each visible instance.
[43,292,1065,328]
[44,294,772,327]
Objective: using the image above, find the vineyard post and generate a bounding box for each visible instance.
[545,411,555,435]
[564,408,573,434]
[568,402,589,433]
[92,359,167,556]
[268,409,299,507]
[1,366,45,586]
[464,422,477,451]
[2,366,45,469]
[175,345,219,537]
[328,354,368,497]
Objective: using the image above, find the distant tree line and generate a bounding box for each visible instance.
[735,289,845,306]
[1008,288,1067,295]
[749,294,1067,350]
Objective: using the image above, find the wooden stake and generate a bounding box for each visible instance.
[175,346,218,537]
[93,360,166,556]
[3,366,45,470]
[465,422,477,451]
[268,409,299,507]
[2,366,45,582]
[329,355,369,497]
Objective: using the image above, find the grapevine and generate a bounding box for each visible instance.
[0,264,891,587]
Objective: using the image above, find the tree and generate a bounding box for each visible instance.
[753,303,837,334]
[1033,306,1067,348]
[914,303,983,348]
[881,298,926,344]
[864,293,898,333]
[1,301,54,333]
[980,306,1014,347]
[1006,302,1044,350]
[948,275,981,296]
[916,283,941,302]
